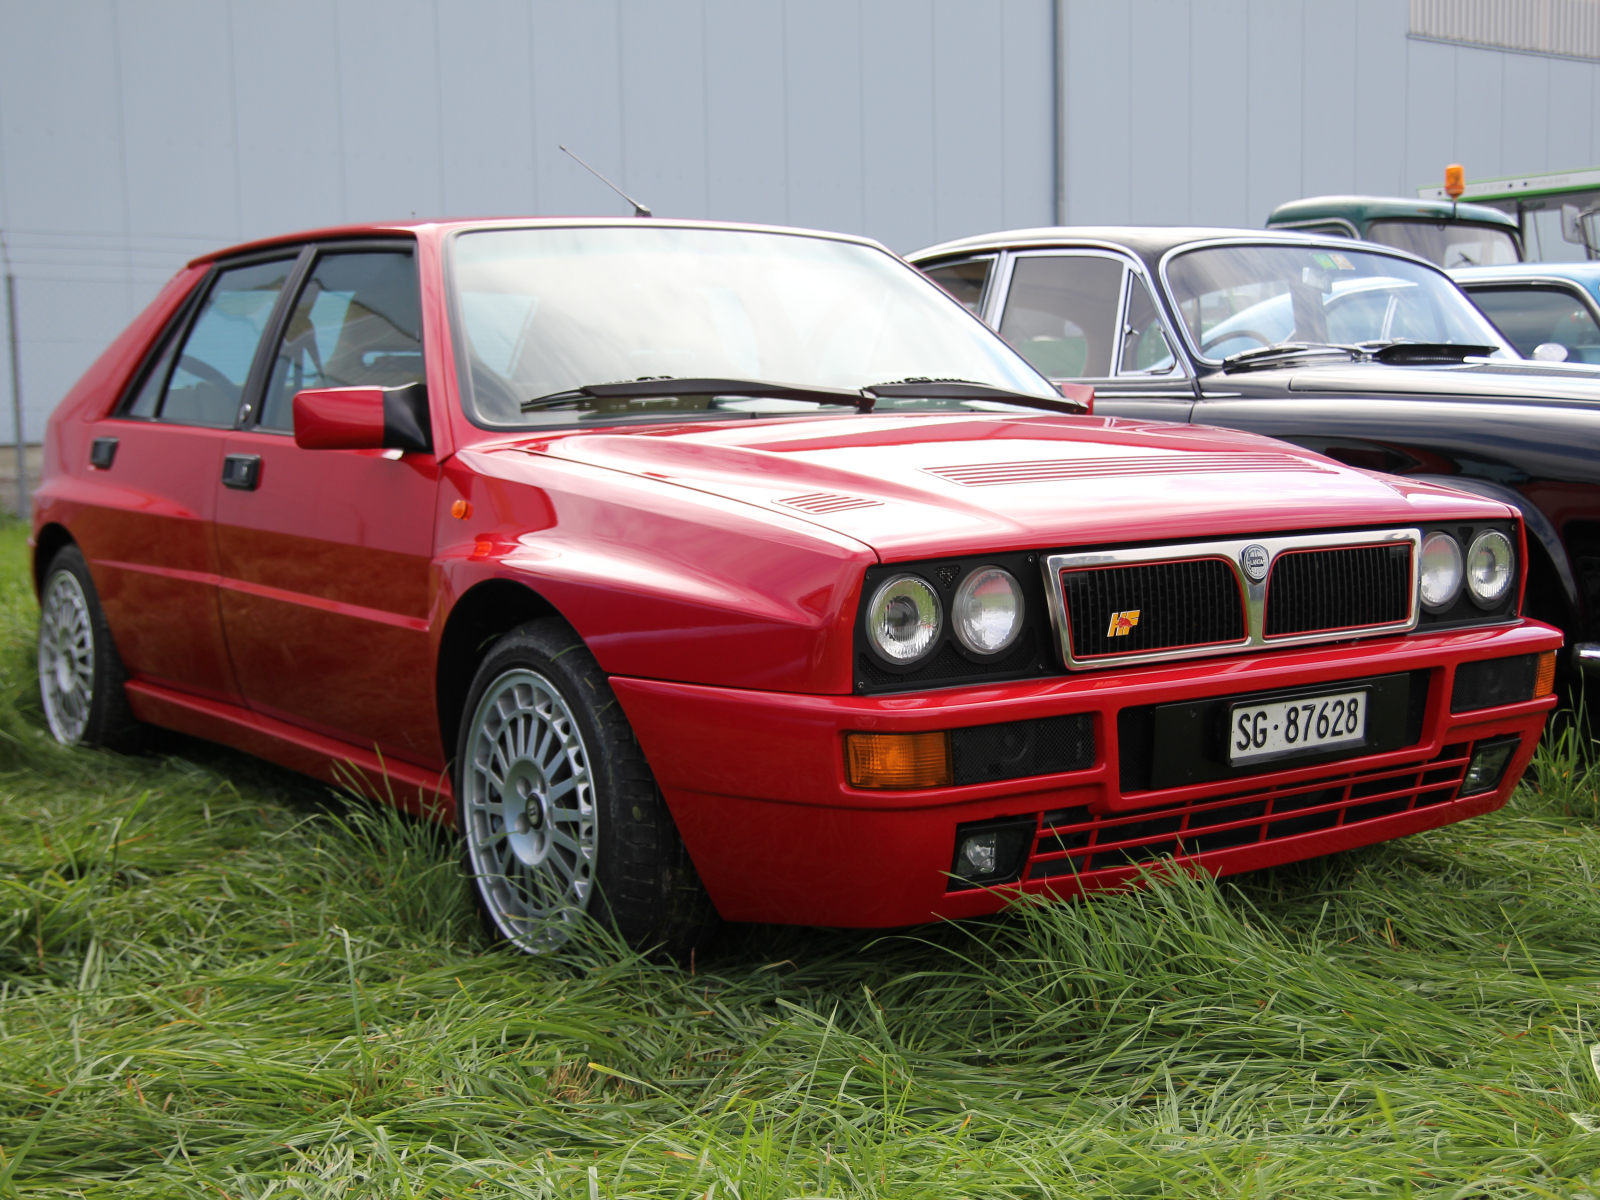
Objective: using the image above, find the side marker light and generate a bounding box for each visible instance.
[845,731,952,789]
[451,499,473,520]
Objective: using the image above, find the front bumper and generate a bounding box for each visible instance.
[611,621,1561,927]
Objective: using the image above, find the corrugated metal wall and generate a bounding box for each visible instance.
[1411,0,1600,62]
[0,0,1597,431]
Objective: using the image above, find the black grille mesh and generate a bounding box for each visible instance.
[1062,559,1244,659]
[1265,544,1411,637]
[951,714,1094,784]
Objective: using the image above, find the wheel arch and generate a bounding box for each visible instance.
[33,523,76,596]
[436,578,564,764]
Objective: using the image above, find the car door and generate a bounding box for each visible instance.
[213,243,444,765]
[988,251,1195,422]
[76,255,296,701]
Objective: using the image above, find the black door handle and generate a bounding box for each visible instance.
[221,454,262,491]
[89,437,118,469]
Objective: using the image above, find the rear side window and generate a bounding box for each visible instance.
[258,250,423,431]
[998,254,1124,379]
[921,257,993,315]
[126,258,296,426]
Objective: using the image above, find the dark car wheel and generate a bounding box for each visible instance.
[455,618,720,957]
[37,544,143,751]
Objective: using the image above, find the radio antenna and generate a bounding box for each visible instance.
[559,145,651,217]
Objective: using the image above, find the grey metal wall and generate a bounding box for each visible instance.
[2,0,1598,436]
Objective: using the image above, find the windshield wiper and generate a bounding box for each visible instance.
[522,376,1092,416]
[1221,343,1361,370]
[865,377,1092,415]
[522,377,870,413]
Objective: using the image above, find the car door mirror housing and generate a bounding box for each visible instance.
[292,384,432,454]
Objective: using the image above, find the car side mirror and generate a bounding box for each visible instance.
[292,384,432,454]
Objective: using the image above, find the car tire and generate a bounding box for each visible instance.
[37,544,145,752]
[454,618,720,958]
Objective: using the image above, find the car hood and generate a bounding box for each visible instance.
[1257,360,1600,405]
[501,414,1510,559]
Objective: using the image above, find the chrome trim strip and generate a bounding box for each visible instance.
[1575,642,1600,674]
[1040,528,1421,671]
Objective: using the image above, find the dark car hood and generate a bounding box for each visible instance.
[1244,360,1600,405]
[502,414,1512,559]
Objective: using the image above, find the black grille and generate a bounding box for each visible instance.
[1061,559,1244,659]
[1264,544,1410,637]
[951,714,1094,785]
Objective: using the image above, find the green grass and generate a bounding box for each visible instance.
[5,524,1600,1198]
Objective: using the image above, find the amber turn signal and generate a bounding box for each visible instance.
[845,731,952,789]
[1535,649,1557,697]
[451,499,473,520]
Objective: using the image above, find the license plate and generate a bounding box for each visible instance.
[1227,688,1369,766]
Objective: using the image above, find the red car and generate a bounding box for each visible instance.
[32,218,1562,954]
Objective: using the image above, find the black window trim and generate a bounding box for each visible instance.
[237,236,422,435]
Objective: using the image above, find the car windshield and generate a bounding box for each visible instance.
[1364,219,1520,268]
[1165,243,1514,363]
[450,225,1057,428]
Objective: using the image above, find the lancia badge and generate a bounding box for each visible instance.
[1240,543,1270,581]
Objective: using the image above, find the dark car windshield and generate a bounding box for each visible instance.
[1165,243,1514,363]
[450,225,1057,428]
[1364,219,1520,268]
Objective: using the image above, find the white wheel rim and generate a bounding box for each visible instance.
[462,668,597,950]
[38,569,96,745]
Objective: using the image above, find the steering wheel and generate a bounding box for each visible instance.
[177,355,241,403]
[1200,328,1276,355]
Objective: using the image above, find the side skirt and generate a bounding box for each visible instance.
[124,679,454,823]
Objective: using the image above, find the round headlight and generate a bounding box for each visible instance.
[1419,531,1464,612]
[953,567,1024,655]
[1466,530,1514,607]
[867,575,942,663]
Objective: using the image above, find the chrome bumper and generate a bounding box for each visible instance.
[1575,643,1600,674]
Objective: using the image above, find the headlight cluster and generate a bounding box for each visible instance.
[866,566,1026,665]
[1419,528,1515,613]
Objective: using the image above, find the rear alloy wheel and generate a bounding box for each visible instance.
[455,619,719,956]
[37,545,143,750]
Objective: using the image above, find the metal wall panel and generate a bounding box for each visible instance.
[1411,0,1600,62]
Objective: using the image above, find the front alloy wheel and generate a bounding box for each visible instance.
[454,619,718,957]
[460,668,598,948]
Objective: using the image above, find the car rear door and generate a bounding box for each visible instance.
[212,242,444,766]
[75,255,296,702]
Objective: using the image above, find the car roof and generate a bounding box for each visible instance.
[186,216,890,268]
[905,225,1438,268]
[1450,261,1600,303]
[1266,195,1519,230]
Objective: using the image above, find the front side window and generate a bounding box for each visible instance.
[127,258,295,426]
[1468,285,1600,364]
[921,257,994,315]
[1364,219,1520,268]
[259,250,424,430]
[450,226,1055,429]
[996,254,1124,379]
[1165,244,1514,363]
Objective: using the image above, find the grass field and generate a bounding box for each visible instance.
[5,524,1600,1198]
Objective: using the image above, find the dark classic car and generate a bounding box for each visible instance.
[1451,262,1600,365]
[33,219,1561,955]
[909,228,1600,681]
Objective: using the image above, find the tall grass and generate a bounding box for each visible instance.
[4,520,1600,1197]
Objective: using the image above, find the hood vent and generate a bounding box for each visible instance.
[924,452,1330,487]
[778,492,882,514]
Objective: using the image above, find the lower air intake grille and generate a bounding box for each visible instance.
[1061,558,1244,659]
[1265,544,1411,637]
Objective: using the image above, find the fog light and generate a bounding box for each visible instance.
[1459,736,1521,797]
[1535,650,1557,698]
[949,816,1036,888]
[845,731,951,789]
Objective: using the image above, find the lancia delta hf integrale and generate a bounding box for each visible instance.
[33,219,1562,953]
